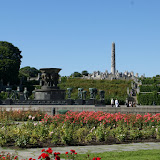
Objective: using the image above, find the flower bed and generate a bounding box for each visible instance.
[0,109,45,121]
[0,148,101,160]
[0,111,160,148]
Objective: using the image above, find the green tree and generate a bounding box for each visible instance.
[19,66,40,78]
[71,72,82,77]
[81,70,89,76]
[0,41,22,85]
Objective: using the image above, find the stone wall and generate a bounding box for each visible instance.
[0,105,160,115]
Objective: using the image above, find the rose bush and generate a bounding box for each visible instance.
[0,111,160,147]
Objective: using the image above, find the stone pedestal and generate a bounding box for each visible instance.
[35,88,65,101]
[76,99,85,105]
[87,99,95,105]
[5,99,13,105]
[66,99,74,105]
[95,100,106,107]
[96,100,105,105]
[19,93,25,101]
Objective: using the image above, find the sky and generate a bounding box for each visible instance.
[0,0,160,77]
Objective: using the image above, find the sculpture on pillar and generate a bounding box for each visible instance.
[67,88,72,99]
[23,87,28,100]
[99,90,105,101]
[89,88,97,99]
[78,88,83,99]
[83,91,87,100]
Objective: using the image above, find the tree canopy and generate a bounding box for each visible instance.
[0,41,22,85]
[19,66,40,78]
[82,70,89,76]
[71,72,82,77]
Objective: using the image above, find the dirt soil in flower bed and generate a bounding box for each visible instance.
[2,138,160,149]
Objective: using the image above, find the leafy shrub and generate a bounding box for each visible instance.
[137,92,160,105]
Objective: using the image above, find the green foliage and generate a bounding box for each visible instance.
[141,77,160,85]
[138,76,160,105]
[81,70,89,76]
[19,66,40,78]
[0,92,8,100]
[0,41,22,85]
[60,76,68,83]
[137,93,159,105]
[141,78,155,84]
[71,72,82,77]
[59,78,131,104]
[22,80,39,96]
[140,85,160,92]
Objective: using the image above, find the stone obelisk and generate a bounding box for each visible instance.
[111,42,116,75]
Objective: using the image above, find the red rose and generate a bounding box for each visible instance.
[41,149,45,152]
[55,155,60,160]
[46,148,53,154]
[65,152,68,154]
[54,152,60,156]
[39,153,49,159]
[70,149,75,153]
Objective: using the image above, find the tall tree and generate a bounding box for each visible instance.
[19,66,40,78]
[0,41,22,85]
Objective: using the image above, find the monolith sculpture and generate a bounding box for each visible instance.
[111,42,116,75]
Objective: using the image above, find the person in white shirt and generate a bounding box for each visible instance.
[111,98,114,107]
[115,98,119,107]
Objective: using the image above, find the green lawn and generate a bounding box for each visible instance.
[60,149,160,160]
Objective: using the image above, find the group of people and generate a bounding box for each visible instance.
[126,101,136,107]
[111,98,136,107]
[111,98,119,107]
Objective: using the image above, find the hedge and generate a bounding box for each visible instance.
[137,92,160,105]
[140,85,160,92]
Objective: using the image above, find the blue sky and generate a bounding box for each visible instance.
[0,0,160,77]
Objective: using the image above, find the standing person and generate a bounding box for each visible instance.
[125,98,129,107]
[111,98,114,107]
[115,98,119,107]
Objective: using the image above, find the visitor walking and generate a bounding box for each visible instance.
[111,98,114,107]
[115,98,119,107]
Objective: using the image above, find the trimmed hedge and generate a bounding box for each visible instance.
[137,92,160,105]
[141,77,160,85]
[140,85,160,92]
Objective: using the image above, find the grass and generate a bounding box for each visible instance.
[60,149,160,160]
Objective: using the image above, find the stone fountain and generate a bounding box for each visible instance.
[34,68,65,100]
